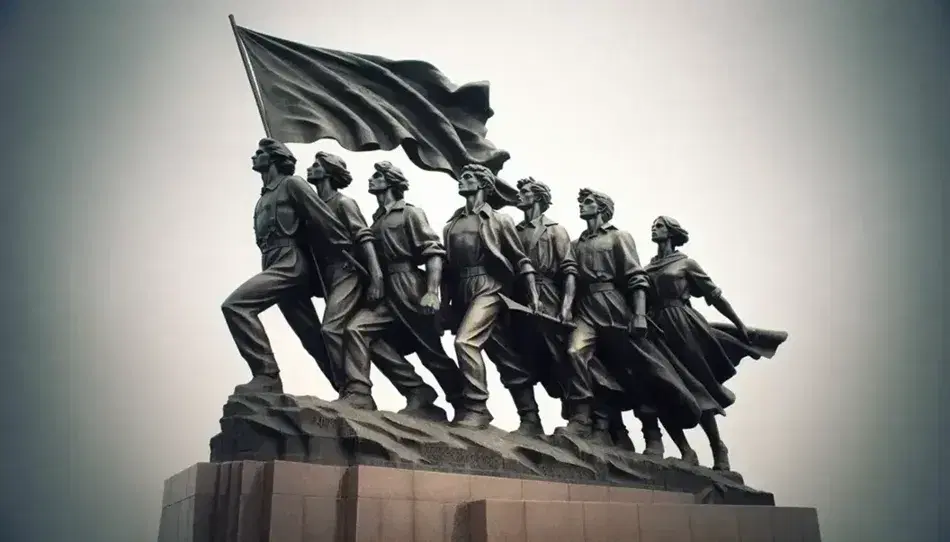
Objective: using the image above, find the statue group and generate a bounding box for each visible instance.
[221,138,787,472]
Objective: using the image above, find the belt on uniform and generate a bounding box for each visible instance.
[257,237,295,250]
[537,274,558,286]
[387,261,416,273]
[656,298,688,309]
[458,265,488,278]
[584,281,616,293]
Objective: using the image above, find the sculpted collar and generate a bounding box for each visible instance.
[516,215,557,230]
[372,198,407,221]
[449,201,492,221]
[579,222,618,240]
[260,174,288,195]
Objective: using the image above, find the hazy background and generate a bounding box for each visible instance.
[1,1,947,541]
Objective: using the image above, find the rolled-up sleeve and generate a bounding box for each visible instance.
[685,258,723,304]
[614,230,649,292]
[551,224,578,277]
[405,206,447,262]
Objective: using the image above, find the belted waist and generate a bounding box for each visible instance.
[458,265,488,279]
[655,298,688,309]
[387,261,416,273]
[536,273,558,285]
[583,281,617,293]
[257,237,295,250]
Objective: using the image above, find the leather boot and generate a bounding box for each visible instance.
[398,385,447,422]
[509,387,544,438]
[451,400,494,429]
[234,372,284,395]
[590,407,614,447]
[665,425,699,466]
[331,384,378,410]
[711,441,731,471]
[609,411,636,452]
[555,401,593,438]
[639,415,665,458]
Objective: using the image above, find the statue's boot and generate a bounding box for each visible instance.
[331,390,378,411]
[554,401,593,439]
[234,371,284,395]
[609,411,637,453]
[639,415,666,458]
[664,425,700,466]
[508,386,545,438]
[711,441,731,471]
[398,385,447,422]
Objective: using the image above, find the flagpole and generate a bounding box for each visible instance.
[228,15,340,361]
[229,14,272,136]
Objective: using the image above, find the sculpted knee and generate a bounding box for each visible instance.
[453,335,478,352]
[220,295,239,316]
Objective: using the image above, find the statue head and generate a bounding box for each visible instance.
[577,188,615,221]
[516,177,553,213]
[252,138,297,175]
[368,161,410,199]
[307,151,353,189]
[651,216,689,248]
[457,164,496,197]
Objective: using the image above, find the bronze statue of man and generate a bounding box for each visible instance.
[305,152,385,388]
[221,138,354,395]
[336,161,464,419]
[441,164,543,433]
[512,178,581,426]
[566,188,709,453]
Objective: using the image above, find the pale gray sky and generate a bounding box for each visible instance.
[45,2,949,540]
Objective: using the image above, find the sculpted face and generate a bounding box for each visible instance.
[251,147,271,173]
[457,169,481,196]
[368,170,388,194]
[578,194,600,219]
[517,184,537,210]
[306,160,327,183]
[651,219,668,243]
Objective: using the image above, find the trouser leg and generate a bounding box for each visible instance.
[452,294,505,427]
[221,268,307,393]
[321,271,364,381]
[277,296,338,391]
[558,320,599,438]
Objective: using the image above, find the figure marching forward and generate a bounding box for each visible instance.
[222,139,354,395]
[441,165,545,435]
[337,161,464,420]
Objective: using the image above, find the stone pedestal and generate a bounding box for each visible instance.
[157,461,821,542]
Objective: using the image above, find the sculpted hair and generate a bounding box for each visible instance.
[258,138,297,175]
[517,177,553,212]
[374,161,410,200]
[314,151,353,189]
[577,188,615,222]
[460,164,496,196]
[655,215,690,248]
